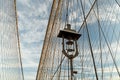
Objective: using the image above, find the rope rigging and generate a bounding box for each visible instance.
[0,0,24,80]
[14,0,24,80]
[80,0,98,80]
[90,0,120,78]
[1,0,120,80]
[36,0,120,80]
[115,0,120,7]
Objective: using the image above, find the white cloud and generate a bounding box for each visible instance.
[18,0,120,79]
[16,0,53,80]
[1,0,120,80]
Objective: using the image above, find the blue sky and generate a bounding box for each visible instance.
[16,0,52,80]
[35,0,120,80]
[0,0,120,80]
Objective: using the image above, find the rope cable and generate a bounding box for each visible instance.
[80,0,99,79]
[14,0,24,80]
[78,0,97,32]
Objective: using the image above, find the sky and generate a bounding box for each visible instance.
[0,0,120,80]
[17,0,120,80]
[35,0,120,80]
[16,0,53,80]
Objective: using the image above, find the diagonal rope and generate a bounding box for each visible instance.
[36,0,57,79]
[80,0,98,80]
[115,0,120,7]
[87,0,120,77]
[51,56,65,80]
[96,1,103,79]
[14,0,24,80]
[78,0,97,32]
[99,24,120,78]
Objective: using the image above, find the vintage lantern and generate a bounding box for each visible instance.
[57,24,81,59]
[57,24,81,80]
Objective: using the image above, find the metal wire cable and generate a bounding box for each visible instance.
[80,0,98,80]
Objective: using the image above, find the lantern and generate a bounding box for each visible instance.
[57,24,81,59]
[57,24,81,80]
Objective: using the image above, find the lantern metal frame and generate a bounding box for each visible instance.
[57,24,81,59]
[57,24,81,80]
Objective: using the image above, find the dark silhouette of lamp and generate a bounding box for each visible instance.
[57,24,81,80]
[57,24,81,59]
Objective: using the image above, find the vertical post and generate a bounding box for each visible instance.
[70,58,73,80]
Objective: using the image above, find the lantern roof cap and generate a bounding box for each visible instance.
[57,24,81,40]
